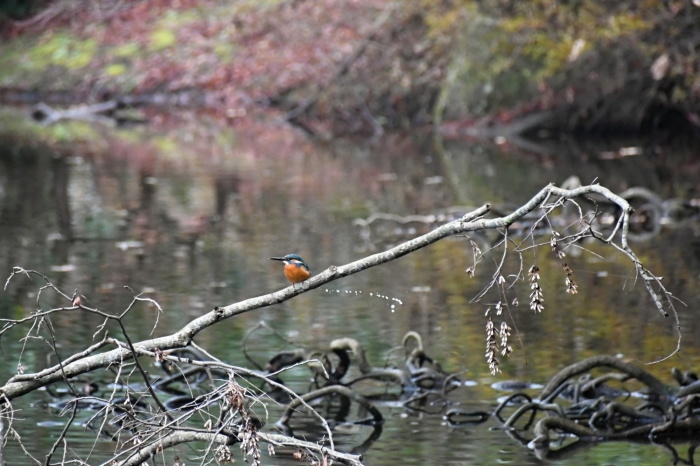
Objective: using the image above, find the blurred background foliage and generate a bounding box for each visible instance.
[422,0,699,133]
[0,0,698,137]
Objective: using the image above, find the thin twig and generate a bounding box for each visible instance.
[44,401,79,466]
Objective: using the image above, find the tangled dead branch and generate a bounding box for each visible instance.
[496,356,700,460]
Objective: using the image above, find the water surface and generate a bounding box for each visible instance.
[0,111,698,464]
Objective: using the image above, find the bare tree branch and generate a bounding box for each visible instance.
[0,183,679,401]
[0,182,682,465]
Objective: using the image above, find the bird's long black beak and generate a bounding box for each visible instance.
[269,257,285,261]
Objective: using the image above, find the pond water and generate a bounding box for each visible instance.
[0,110,698,465]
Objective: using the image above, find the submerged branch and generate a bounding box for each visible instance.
[539,355,672,403]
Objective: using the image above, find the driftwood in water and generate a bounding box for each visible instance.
[496,355,700,459]
[20,87,210,125]
[31,100,146,126]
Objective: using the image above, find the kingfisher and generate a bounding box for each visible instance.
[270,254,311,288]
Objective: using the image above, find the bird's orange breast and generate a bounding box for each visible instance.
[284,263,311,283]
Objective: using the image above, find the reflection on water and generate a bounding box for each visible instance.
[0,111,698,464]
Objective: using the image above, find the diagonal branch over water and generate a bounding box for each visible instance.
[0,182,680,401]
